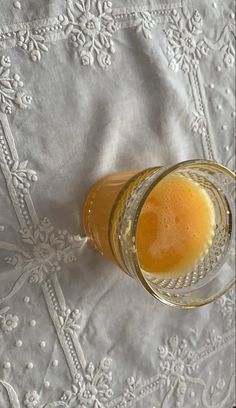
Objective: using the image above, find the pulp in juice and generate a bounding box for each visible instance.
[136,174,215,278]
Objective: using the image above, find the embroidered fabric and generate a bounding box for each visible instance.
[0,0,235,407]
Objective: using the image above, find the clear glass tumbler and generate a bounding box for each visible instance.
[83,160,235,308]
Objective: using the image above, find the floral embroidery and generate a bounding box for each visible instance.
[164,9,235,73]
[58,307,81,334]
[135,11,156,39]
[163,8,235,159]
[117,377,139,407]
[223,46,234,67]
[10,160,38,193]
[0,2,182,66]
[205,329,222,348]
[6,327,234,408]
[158,335,198,407]
[164,10,208,73]
[24,390,40,408]
[209,377,227,403]
[4,218,77,284]
[222,138,236,172]
[156,331,235,407]
[59,358,113,407]
[0,56,32,114]
[217,288,235,329]
[0,4,235,408]
[0,307,19,333]
[66,0,117,67]
[191,110,207,138]
[222,22,235,68]
[17,30,49,62]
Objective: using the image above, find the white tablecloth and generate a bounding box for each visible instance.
[0,0,235,407]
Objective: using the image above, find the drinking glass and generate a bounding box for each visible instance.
[83,160,235,308]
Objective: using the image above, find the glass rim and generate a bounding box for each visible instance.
[129,159,236,308]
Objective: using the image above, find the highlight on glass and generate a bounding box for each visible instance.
[83,160,236,308]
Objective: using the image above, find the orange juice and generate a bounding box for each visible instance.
[136,174,215,278]
[83,171,138,260]
[83,161,235,308]
[84,170,215,278]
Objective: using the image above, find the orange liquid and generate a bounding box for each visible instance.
[83,171,138,260]
[136,174,215,278]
